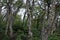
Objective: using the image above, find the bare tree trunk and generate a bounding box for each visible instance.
[47,0,56,35]
[41,12,48,40]
[41,0,49,40]
[41,0,57,40]
[26,0,33,40]
[5,0,13,38]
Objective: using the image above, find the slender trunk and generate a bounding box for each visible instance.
[41,0,49,40]
[47,0,56,35]
[26,0,33,40]
[5,0,13,38]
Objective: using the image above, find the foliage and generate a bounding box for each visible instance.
[0,0,60,40]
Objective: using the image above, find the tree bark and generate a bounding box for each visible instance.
[26,0,33,40]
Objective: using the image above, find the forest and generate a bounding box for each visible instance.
[0,0,60,40]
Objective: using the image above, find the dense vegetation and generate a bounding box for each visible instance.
[0,0,60,40]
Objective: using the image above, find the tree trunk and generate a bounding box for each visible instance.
[26,0,33,40]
